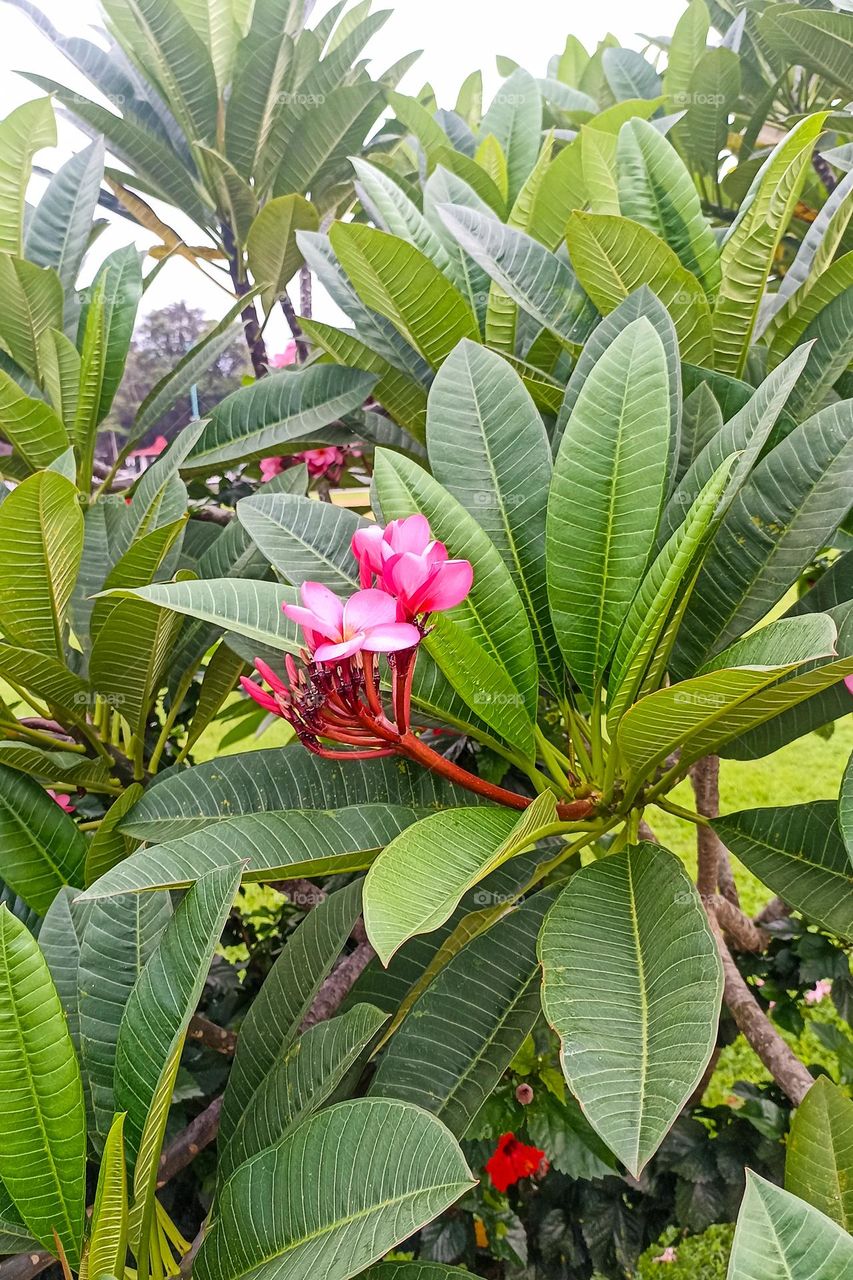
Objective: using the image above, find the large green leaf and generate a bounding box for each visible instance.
[219,879,362,1148]
[658,344,813,549]
[713,114,828,376]
[0,96,56,255]
[86,1112,128,1280]
[480,69,542,204]
[25,138,104,294]
[712,802,853,942]
[618,614,840,784]
[185,365,375,470]
[0,904,86,1266]
[0,366,69,470]
[220,1003,387,1183]
[786,1077,853,1232]
[842,751,853,864]
[546,316,670,698]
[426,341,561,688]
[374,447,539,727]
[298,316,428,441]
[197,1098,474,1280]
[0,255,63,387]
[616,118,719,295]
[758,6,853,89]
[270,81,382,201]
[78,243,143,423]
[78,890,172,1146]
[352,157,454,280]
[38,886,90,1053]
[663,0,710,104]
[539,842,722,1176]
[437,203,595,346]
[565,211,714,364]
[82,804,424,897]
[370,888,555,1136]
[90,593,184,748]
[246,193,318,310]
[364,797,554,965]
[115,863,239,1163]
[728,1171,853,1280]
[363,1269,471,1280]
[329,222,480,369]
[673,400,853,675]
[0,765,87,914]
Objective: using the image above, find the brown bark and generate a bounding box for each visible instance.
[156,1096,223,1188]
[692,755,814,1106]
[222,222,268,380]
[187,1014,237,1056]
[300,919,376,1031]
[711,895,770,953]
[279,293,308,363]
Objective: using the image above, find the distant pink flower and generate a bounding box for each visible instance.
[301,446,344,476]
[270,341,298,368]
[845,675,853,695]
[129,434,168,459]
[351,515,473,618]
[283,582,420,662]
[47,789,75,814]
[805,979,833,1005]
[260,456,285,482]
[652,1247,678,1264]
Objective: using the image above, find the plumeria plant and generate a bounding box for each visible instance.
[0,3,852,1280]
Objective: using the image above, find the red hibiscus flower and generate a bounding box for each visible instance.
[485,1133,547,1192]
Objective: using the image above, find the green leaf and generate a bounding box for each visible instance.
[38,886,90,1053]
[0,743,109,792]
[565,211,714,365]
[298,316,428,441]
[842,751,853,864]
[115,863,239,1163]
[186,365,375,470]
[78,889,172,1146]
[111,418,204,561]
[0,366,69,471]
[602,47,661,101]
[426,342,562,690]
[480,69,542,204]
[363,1268,472,1280]
[437,203,595,346]
[247,194,319,310]
[618,614,840,784]
[220,1003,387,1183]
[663,0,710,104]
[219,879,362,1148]
[0,765,87,914]
[0,904,86,1266]
[616,118,720,295]
[86,1112,129,1280]
[120,747,476,844]
[658,344,813,550]
[101,0,218,144]
[758,6,853,89]
[364,795,555,964]
[539,843,722,1176]
[0,254,64,383]
[82,804,424,897]
[712,802,853,942]
[197,1098,474,1280]
[90,595,184,745]
[78,244,143,424]
[25,139,104,295]
[85,783,145,887]
[370,888,555,1135]
[673,400,853,675]
[786,1077,853,1231]
[352,157,454,280]
[713,114,829,376]
[330,222,480,368]
[678,47,741,178]
[546,316,671,698]
[374,447,539,725]
[270,81,381,201]
[728,1171,853,1280]
[39,329,80,424]
[73,278,108,478]
[0,97,56,255]
[607,457,736,728]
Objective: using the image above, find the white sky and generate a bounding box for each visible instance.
[1,0,686,352]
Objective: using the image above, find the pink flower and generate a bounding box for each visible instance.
[47,789,75,814]
[260,456,285,482]
[270,341,298,367]
[804,979,833,1005]
[652,1247,678,1264]
[129,434,168,459]
[301,446,344,476]
[283,582,420,662]
[351,515,473,617]
[845,675,853,695]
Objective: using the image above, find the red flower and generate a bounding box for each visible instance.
[485,1133,547,1192]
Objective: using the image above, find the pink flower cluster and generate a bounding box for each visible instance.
[240,515,473,721]
[283,514,472,665]
[260,447,352,483]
